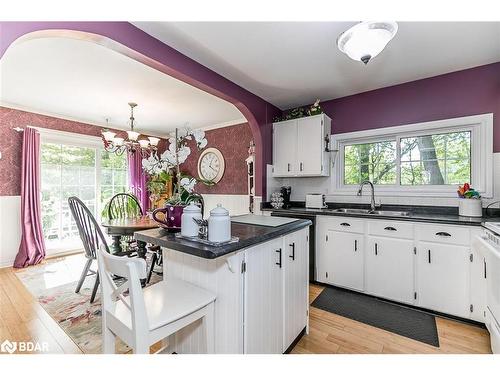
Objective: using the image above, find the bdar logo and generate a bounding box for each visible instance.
[1,340,17,354]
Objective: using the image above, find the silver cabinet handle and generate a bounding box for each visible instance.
[340,222,351,227]
[375,243,378,255]
[428,249,431,263]
[354,239,357,251]
[300,162,303,171]
[384,226,397,231]
[287,163,290,172]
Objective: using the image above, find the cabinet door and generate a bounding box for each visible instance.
[323,230,364,291]
[273,120,297,176]
[416,241,470,318]
[244,238,283,354]
[283,229,309,351]
[297,116,323,175]
[366,236,415,304]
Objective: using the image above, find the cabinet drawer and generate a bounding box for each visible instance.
[416,224,470,245]
[368,220,414,239]
[321,216,365,233]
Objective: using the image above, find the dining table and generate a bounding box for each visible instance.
[101,215,158,259]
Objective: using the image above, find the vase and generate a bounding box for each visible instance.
[152,204,186,231]
[458,198,482,217]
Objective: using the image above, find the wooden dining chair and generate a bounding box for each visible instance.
[97,247,216,354]
[107,192,162,284]
[68,196,109,303]
[107,193,143,220]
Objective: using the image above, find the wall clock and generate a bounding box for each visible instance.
[197,147,225,183]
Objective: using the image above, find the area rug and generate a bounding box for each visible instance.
[312,285,440,347]
[14,253,162,354]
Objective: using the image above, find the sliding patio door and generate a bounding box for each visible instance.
[40,131,128,254]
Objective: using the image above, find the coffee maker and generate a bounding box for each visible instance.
[280,186,292,209]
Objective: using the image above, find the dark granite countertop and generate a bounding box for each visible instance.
[262,202,500,227]
[134,219,312,259]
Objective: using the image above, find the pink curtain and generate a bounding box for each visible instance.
[128,151,148,212]
[14,128,46,268]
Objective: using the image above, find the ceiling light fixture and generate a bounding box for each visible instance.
[102,102,160,157]
[337,21,398,65]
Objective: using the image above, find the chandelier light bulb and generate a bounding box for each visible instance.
[102,130,116,142]
[127,130,140,141]
[113,137,124,146]
[148,136,160,147]
[138,139,150,148]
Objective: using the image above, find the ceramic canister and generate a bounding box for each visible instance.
[208,204,231,242]
[181,202,202,237]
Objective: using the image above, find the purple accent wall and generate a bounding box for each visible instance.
[319,62,500,150]
[0,22,281,196]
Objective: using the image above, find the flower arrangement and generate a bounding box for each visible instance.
[457,183,481,199]
[142,127,208,205]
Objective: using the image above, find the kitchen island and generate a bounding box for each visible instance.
[135,218,312,354]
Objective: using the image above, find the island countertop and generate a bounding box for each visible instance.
[134,219,312,259]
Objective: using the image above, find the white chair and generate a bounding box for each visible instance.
[97,247,216,354]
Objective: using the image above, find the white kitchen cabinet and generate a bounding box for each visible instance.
[365,236,415,304]
[283,228,309,351]
[322,230,364,291]
[272,114,330,177]
[416,241,470,318]
[272,119,297,176]
[244,237,284,354]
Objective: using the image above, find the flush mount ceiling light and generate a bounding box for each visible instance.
[337,21,398,65]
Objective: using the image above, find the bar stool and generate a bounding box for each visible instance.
[97,247,216,354]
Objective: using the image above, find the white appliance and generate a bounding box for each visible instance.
[305,194,326,209]
[473,222,500,354]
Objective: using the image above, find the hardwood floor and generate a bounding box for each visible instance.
[291,283,492,354]
[0,263,492,354]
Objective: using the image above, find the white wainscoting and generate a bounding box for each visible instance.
[0,196,22,268]
[201,194,250,218]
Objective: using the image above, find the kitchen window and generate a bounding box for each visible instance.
[332,114,493,197]
[39,129,128,253]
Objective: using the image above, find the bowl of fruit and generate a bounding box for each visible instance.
[457,183,482,217]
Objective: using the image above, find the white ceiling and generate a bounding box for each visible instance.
[0,37,245,136]
[134,22,500,109]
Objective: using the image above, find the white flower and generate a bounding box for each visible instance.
[177,145,191,164]
[180,177,196,193]
[198,138,208,149]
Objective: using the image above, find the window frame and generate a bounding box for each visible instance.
[331,114,493,197]
[37,127,129,252]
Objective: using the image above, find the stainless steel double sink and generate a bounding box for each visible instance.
[330,208,410,217]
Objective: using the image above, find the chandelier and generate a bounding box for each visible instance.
[101,102,160,157]
[337,21,398,65]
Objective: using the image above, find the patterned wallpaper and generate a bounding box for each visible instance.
[0,106,164,196]
[0,106,253,197]
[181,123,254,195]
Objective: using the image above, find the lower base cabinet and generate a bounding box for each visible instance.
[365,236,415,304]
[244,228,309,354]
[416,241,470,318]
[316,216,479,322]
[244,238,284,354]
[324,230,364,291]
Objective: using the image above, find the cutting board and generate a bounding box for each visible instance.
[231,214,299,227]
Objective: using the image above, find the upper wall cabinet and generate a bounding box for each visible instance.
[272,114,331,177]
